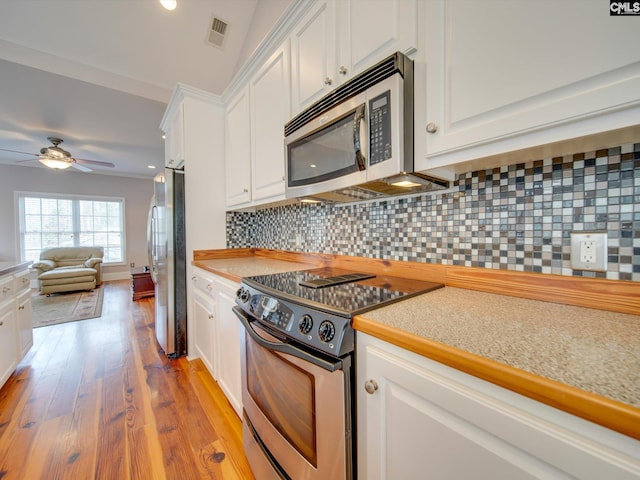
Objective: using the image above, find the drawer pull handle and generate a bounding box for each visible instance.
[364,379,379,395]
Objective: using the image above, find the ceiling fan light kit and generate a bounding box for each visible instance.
[160,0,177,11]
[39,157,72,170]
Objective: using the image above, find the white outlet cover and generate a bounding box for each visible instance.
[570,232,608,271]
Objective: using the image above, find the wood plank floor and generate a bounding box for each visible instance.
[0,280,255,480]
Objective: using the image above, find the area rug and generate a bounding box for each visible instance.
[32,287,104,328]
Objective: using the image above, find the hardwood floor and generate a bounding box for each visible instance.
[0,280,255,480]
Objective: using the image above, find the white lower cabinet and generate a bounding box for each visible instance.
[0,299,17,387]
[214,277,244,418]
[357,332,640,480]
[0,266,33,389]
[190,268,244,417]
[15,288,33,359]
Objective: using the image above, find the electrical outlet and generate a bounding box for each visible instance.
[130,262,135,268]
[570,232,607,271]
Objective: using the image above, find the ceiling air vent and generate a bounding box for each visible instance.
[207,16,229,49]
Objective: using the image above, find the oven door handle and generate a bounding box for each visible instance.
[233,306,343,372]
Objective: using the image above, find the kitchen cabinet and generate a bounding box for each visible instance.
[161,85,226,359]
[224,86,252,207]
[416,0,640,172]
[214,276,243,418]
[0,298,17,388]
[357,332,640,480]
[290,0,337,113]
[290,0,417,115]
[249,42,290,202]
[164,102,184,169]
[191,270,216,375]
[14,269,32,359]
[337,0,417,81]
[190,268,244,418]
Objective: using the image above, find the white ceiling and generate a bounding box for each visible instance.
[0,0,291,178]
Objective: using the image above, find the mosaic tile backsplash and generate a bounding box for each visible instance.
[227,143,640,282]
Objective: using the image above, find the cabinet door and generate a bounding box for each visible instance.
[165,103,185,169]
[338,0,417,80]
[357,333,640,480]
[193,291,216,376]
[290,0,337,114]
[250,42,290,201]
[225,87,252,206]
[16,288,32,360]
[0,301,17,388]
[422,0,640,166]
[214,278,243,417]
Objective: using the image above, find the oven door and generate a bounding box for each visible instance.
[233,306,352,480]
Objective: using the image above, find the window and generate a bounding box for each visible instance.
[18,193,125,264]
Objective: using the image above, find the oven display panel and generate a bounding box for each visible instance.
[250,294,294,330]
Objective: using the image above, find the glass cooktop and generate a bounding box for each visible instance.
[243,267,443,317]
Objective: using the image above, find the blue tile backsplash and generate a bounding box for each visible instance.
[227,143,640,281]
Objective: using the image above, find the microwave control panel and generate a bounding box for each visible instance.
[369,90,392,165]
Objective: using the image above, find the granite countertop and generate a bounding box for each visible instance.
[0,261,32,277]
[356,286,640,408]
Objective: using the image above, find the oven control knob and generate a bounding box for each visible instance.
[298,314,313,335]
[318,320,335,343]
[236,288,250,303]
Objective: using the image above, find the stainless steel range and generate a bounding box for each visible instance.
[233,267,443,480]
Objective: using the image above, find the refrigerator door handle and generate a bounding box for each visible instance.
[147,203,159,284]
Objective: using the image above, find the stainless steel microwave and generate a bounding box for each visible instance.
[284,52,448,202]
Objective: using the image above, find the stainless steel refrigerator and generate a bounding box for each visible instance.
[147,168,187,358]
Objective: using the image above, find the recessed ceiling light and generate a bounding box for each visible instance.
[160,0,177,11]
[148,165,156,169]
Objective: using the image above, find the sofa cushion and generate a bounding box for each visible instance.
[39,267,97,281]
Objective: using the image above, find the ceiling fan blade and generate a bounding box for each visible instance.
[71,162,92,173]
[74,158,115,168]
[0,147,38,157]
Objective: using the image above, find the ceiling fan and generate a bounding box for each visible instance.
[0,137,115,172]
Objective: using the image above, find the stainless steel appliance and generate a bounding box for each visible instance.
[233,268,443,479]
[147,168,187,357]
[284,52,448,203]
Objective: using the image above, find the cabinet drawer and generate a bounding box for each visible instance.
[192,273,216,297]
[14,269,31,295]
[0,275,13,303]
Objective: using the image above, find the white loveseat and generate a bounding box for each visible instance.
[32,246,104,294]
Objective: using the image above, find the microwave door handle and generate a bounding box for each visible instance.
[233,306,342,372]
[353,104,366,171]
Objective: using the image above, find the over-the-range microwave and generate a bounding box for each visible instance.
[284,52,448,203]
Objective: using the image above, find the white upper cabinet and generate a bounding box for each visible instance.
[164,103,184,169]
[418,0,640,171]
[290,0,337,114]
[225,86,252,207]
[250,43,290,202]
[337,0,417,79]
[290,0,417,116]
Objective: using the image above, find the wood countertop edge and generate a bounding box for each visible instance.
[353,315,640,441]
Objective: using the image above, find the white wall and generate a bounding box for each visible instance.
[0,163,153,279]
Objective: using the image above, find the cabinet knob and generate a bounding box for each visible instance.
[338,66,348,75]
[18,305,24,310]
[192,276,196,281]
[207,284,212,291]
[364,379,379,395]
[426,122,438,134]
[208,314,214,319]
[0,321,3,326]
[324,77,333,86]
[243,188,249,193]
